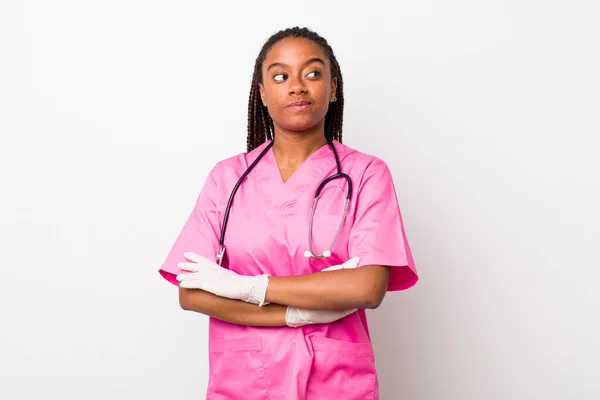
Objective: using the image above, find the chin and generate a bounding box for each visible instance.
[278,118,323,133]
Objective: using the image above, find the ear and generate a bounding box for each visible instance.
[258,83,267,107]
[330,77,338,102]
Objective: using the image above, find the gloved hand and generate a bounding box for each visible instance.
[176,252,271,306]
[176,254,361,309]
[319,256,360,272]
[285,307,357,327]
[286,256,361,327]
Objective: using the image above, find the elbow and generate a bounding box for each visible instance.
[366,299,383,310]
[357,284,386,309]
[363,291,385,309]
[356,267,389,309]
[179,287,192,311]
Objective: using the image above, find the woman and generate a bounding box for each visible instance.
[159,26,418,400]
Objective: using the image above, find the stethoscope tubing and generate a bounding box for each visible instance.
[216,140,352,265]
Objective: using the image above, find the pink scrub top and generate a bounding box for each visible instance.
[159,140,418,400]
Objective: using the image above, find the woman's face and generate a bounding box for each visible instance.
[259,37,337,134]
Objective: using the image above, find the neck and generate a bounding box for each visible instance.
[272,127,328,163]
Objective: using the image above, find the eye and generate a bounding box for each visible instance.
[306,70,321,78]
[273,73,287,82]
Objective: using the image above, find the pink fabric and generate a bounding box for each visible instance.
[159,140,418,399]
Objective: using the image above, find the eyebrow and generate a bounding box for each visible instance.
[266,57,326,72]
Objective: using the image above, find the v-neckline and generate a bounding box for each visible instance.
[252,140,338,210]
[270,141,332,187]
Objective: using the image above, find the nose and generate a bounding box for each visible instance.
[288,75,306,95]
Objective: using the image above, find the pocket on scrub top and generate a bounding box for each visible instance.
[307,336,378,400]
[207,335,271,399]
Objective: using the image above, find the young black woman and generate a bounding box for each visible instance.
[159,26,418,399]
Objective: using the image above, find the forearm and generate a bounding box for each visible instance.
[265,265,390,310]
[179,287,287,327]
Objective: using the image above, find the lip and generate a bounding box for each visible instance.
[286,100,312,110]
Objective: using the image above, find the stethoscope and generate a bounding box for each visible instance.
[216,140,353,266]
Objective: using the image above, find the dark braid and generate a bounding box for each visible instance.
[246,27,344,152]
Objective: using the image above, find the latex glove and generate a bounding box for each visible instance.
[286,256,361,327]
[176,254,361,308]
[286,307,357,327]
[320,256,360,272]
[176,252,270,306]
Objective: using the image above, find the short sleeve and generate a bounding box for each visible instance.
[348,159,418,291]
[158,168,221,286]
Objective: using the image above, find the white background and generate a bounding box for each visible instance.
[1,1,599,399]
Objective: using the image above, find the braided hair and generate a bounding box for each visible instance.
[246,27,345,152]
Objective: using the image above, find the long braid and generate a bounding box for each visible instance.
[246,84,256,152]
[246,27,344,152]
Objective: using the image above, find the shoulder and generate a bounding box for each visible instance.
[333,142,399,209]
[333,141,392,181]
[208,141,271,180]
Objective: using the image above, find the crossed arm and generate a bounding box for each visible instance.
[179,265,390,326]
